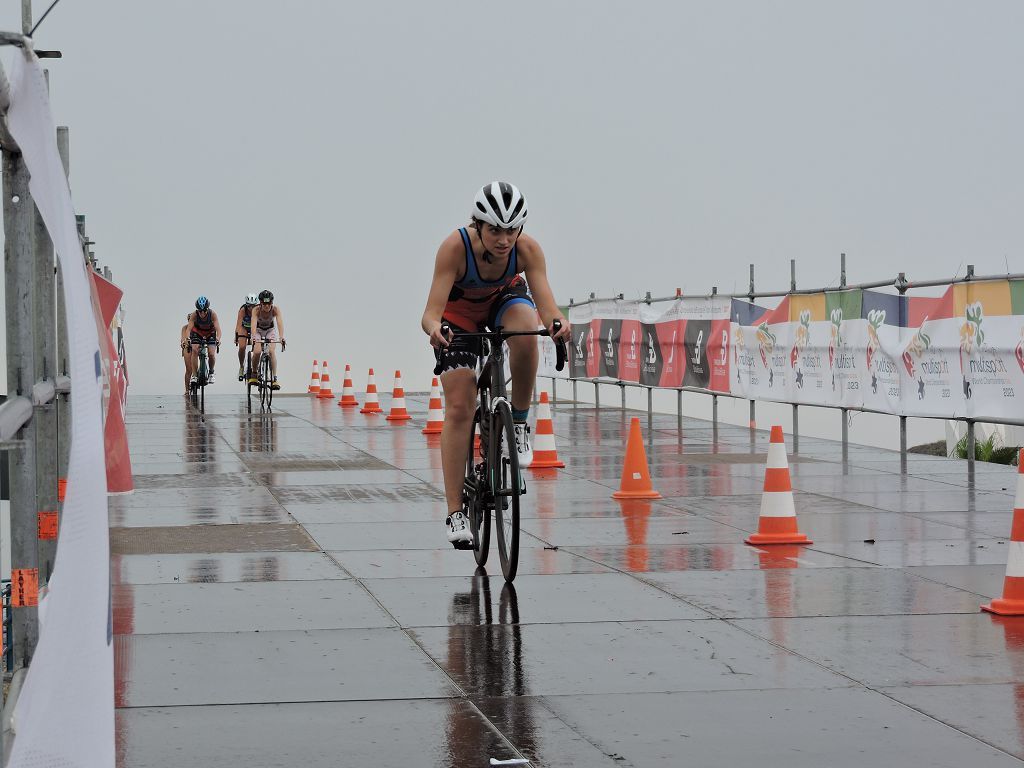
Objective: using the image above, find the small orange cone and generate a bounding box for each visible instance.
[745,426,812,546]
[317,361,335,398]
[612,417,661,499]
[983,451,1024,615]
[337,364,359,407]
[307,360,320,394]
[422,378,444,434]
[386,370,412,421]
[530,392,565,469]
[360,368,383,413]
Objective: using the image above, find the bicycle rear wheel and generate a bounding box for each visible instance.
[466,407,490,566]
[490,401,521,582]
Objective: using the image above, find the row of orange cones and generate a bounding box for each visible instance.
[305,360,565,468]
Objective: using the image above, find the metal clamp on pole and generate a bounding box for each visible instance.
[30,379,54,406]
[53,374,70,393]
[0,397,33,442]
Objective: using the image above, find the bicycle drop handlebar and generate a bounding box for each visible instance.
[433,320,567,377]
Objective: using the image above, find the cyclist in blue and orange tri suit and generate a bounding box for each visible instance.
[422,181,571,546]
[186,295,222,384]
[235,292,258,381]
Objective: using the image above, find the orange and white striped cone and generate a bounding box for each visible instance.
[307,359,320,394]
[317,360,335,399]
[386,370,412,421]
[983,451,1024,615]
[530,391,565,469]
[612,418,661,499]
[422,378,444,434]
[360,368,383,414]
[745,426,812,546]
[337,364,359,407]
[474,422,481,450]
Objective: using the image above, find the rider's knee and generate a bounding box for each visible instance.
[445,398,475,424]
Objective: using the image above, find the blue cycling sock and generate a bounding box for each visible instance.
[512,408,530,424]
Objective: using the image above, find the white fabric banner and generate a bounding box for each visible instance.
[6,47,114,768]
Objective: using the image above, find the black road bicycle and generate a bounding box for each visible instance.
[248,339,283,412]
[434,321,566,582]
[189,339,217,417]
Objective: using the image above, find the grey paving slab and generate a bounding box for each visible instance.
[116,700,519,768]
[909,564,1006,598]
[285,500,448,524]
[363,573,709,627]
[329,548,613,579]
[520,515,745,547]
[564,543,870,573]
[111,551,347,585]
[882,682,1024,761]
[109,504,291,528]
[808,538,1011,566]
[113,580,395,634]
[274,483,444,503]
[732,613,1024,687]
[257,469,417,486]
[115,628,458,707]
[645,567,984,618]
[307,521,549,551]
[481,689,1024,768]
[411,620,848,697]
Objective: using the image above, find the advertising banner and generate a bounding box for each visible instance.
[570,280,1024,422]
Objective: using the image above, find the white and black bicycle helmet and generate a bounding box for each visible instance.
[245,293,258,306]
[472,182,528,229]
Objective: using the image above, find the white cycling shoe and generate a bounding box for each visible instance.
[514,422,533,467]
[446,511,473,549]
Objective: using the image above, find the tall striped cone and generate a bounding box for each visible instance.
[612,418,661,499]
[983,451,1024,615]
[360,369,383,413]
[317,360,335,398]
[422,378,444,434]
[337,364,359,407]
[307,360,320,394]
[386,370,412,421]
[745,426,812,546]
[530,391,565,469]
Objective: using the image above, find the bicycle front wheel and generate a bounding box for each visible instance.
[490,401,521,582]
[467,408,490,566]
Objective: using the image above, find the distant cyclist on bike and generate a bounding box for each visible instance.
[180,314,193,394]
[247,290,286,390]
[235,292,258,381]
[186,296,221,384]
[422,181,571,546]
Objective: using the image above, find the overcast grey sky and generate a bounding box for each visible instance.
[2,1,1022,429]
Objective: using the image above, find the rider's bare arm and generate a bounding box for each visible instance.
[185,312,196,340]
[274,306,285,345]
[180,324,189,351]
[517,235,571,341]
[212,311,222,343]
[235,307,245,341]
[421,231,463,346]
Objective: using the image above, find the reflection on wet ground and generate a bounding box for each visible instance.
[115,395,1024,767]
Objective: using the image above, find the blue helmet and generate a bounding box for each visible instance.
[195,295,210,311]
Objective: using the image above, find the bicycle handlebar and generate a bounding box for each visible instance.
[433,320,567,376]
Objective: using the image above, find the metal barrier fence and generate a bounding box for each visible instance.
[542,257,1024,481]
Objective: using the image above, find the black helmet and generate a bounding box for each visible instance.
[195,295,210,311]
[259,290,274,304]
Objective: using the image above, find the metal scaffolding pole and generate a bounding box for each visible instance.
[55,128,70,497]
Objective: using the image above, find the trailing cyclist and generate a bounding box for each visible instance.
[247,290,286,390]
[180,314,193,394]
[235,292,258,381]
[186,296,222,384]
[421,181,571,546]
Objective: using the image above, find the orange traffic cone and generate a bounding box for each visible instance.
[530,391,565,469]
[422,378,444,434]
[983,451,1024,615]
[360,368,383,413]
[307,359,320,394]
[317,361,335,399]
[337,364,359,407]
[386,370,412,421]
[612,417,661,499]
[745,426,811,546]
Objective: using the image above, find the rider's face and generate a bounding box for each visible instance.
[478,225,521,257]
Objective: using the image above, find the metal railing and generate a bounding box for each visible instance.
[546,258,1024,479]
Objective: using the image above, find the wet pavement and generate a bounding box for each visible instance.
[114,393,1024,767]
